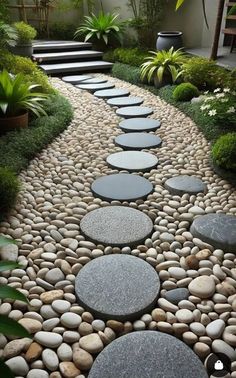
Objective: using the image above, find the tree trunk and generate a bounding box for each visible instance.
[210,0,225,60]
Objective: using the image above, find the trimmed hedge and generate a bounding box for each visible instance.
[104,47,149,67]
[0,94,73,212]
[212,133,236,172]
[173,83,199,102]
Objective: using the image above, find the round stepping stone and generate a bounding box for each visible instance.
[81,77,108,84]
[76,82,115,93]
[75,255,160,321]
[190,213,236,253]
[165,175,207,195]
[119,118,161,133]
[107,151,158,172]
[94,88,130,99]
[116,106,153,119]
[88,331,208,378]
[91,173,153,201]
[80,206,153,247]
[62,75,91,84]
[115,133,162,150]
[107,96,143,107]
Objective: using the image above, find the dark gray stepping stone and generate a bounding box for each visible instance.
[81,77,108,84]
[76,82,115,93]
[190,213,236,253]
[165,175,207,196]
[107,96,143,107]
[91,173,153,201]
[75,255,160,321]
[94,88,130,99]
[107,151,158,172]
[62,75,92,84]
[116,106,153,119]
[88,331,208,378]
[119,118,161,133]
[80,206,153,247]
[164,288,189,305]
[115,133,162,150]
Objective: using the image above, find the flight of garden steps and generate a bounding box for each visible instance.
[32,40,113,75]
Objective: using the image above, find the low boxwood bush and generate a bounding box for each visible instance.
[0,168,20,213]
[173,82,199,102]
[0,94,73,212]
[112,63,141,85]
[212,133,236,171]
[104,47,148,67]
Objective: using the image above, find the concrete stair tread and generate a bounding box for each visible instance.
[33,50,103,62]
[40,61,113,74]
[33,40,92,51]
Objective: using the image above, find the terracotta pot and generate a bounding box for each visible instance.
[0,112,28,134]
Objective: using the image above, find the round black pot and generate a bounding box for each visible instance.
[156,31,183,51]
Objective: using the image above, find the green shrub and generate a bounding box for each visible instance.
[0,168,20,213]
[13,21,37,43]
[104,47,148,67]
[173,82,199,101]
[111,63,141,85]
[212,133,236,171]
[0,50,53,93]
[49,22,77,40]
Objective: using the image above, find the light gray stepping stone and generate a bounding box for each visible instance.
[115,133,162,150]
[88,331,208,378]
[107,96,143,107]
[116,106,153,119]
[40,61,113,75]
[76,82,115,93]
[164,175,207,195]
[80,206,153,247]
[75,255,160,321]
[119,118,161,133]
[107,151,158,172]
[62,75,92,84]
[94,88,130,99]
[81,77,108,84]
[190,213,236,253]
[91,173,153,201]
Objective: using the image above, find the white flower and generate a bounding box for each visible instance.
[226,106,235,113]
[204,91,209,95]
[204,96,215,101]
[216,93,225,98]
[213,88,221,93]
[220,98,228,103]
[200,104,210,111]
[209,110,217,116]
[223,88,230,93]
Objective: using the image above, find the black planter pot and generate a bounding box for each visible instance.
[10,43,33,57]
[156,31,183,51]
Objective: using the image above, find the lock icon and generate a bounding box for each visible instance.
[214,360,224,371]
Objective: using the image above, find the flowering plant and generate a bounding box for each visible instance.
[200,88,236,127]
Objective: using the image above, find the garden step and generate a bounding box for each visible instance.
[106,151,158,172]
[33,40,92,52]
[39,61,113,75]
[32,50,103,62]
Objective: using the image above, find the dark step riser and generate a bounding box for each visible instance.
[44,68,112,76]
[33,46,93,53]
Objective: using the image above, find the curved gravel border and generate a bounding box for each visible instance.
[0,75,235,378]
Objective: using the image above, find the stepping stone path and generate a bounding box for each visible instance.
[107,151,158,172]
[62,75,92,84]
[88,331,208,378]
[76,82,115,92]
[116,106,154,118]
[94,88,130,99]
[190,213,236,253]
[115,132,162,150]
[80,206,153,247]
[91,173,153,201]
[107,96,143,107]
[81,77,108,84]
[119,118,161,132]
[75,255,160,321]
[165,175,207,195]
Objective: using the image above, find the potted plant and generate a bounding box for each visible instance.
[0,69,47,133]
[140,47,186,88]
[11,21,37,57]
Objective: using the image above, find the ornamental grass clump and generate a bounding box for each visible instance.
[200,88,236,127]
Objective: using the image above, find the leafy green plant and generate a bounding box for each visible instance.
[0,168,20,213]
[48,22,77,40]
[104,47,148,67]
[228,4,236,15]
[140,47,186,85]
[112,63,141,85]
[0,0,9,21]
[173,82,199,101]
[212,133,236,171]
[13,22,37,43]
[0,70,48,117]
[0,236,30,378]
[74,12,125,46]
[0,22,18,49]
[200,89,236,127]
